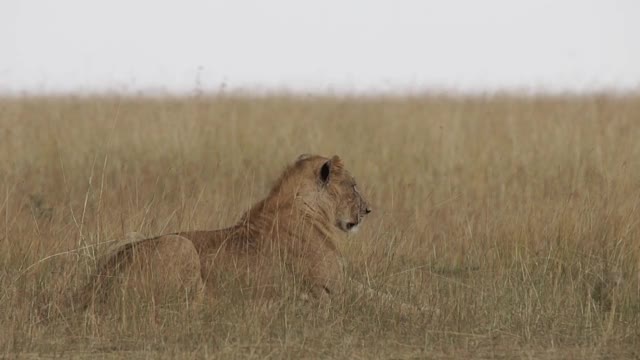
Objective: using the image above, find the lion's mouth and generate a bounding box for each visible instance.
[339,220,360,233]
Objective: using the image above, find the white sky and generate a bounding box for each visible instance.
[1,0,639,95]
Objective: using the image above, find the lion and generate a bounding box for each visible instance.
[72,154,424,316]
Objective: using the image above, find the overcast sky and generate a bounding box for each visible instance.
[1,0,639,95]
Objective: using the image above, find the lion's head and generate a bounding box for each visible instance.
[290,154,372,233]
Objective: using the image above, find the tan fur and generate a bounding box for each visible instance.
[75,154,423,315]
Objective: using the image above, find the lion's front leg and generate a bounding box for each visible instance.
[300,249,345,306]
[345,277,432,317]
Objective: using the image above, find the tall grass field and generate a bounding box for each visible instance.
[1,94,639,359]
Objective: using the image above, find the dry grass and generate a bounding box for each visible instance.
[1,94,639,359]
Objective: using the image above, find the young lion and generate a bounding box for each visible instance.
[75,154,422,315]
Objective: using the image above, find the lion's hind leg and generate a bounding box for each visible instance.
[84,235,204,316]
[124,235,204,308]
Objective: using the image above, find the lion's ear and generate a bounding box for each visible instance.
[296,153,312,163]
[320,160,331,185]
[320,156,343,185]
[330,155,344,170]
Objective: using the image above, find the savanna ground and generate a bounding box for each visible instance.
[1,94,639,359]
